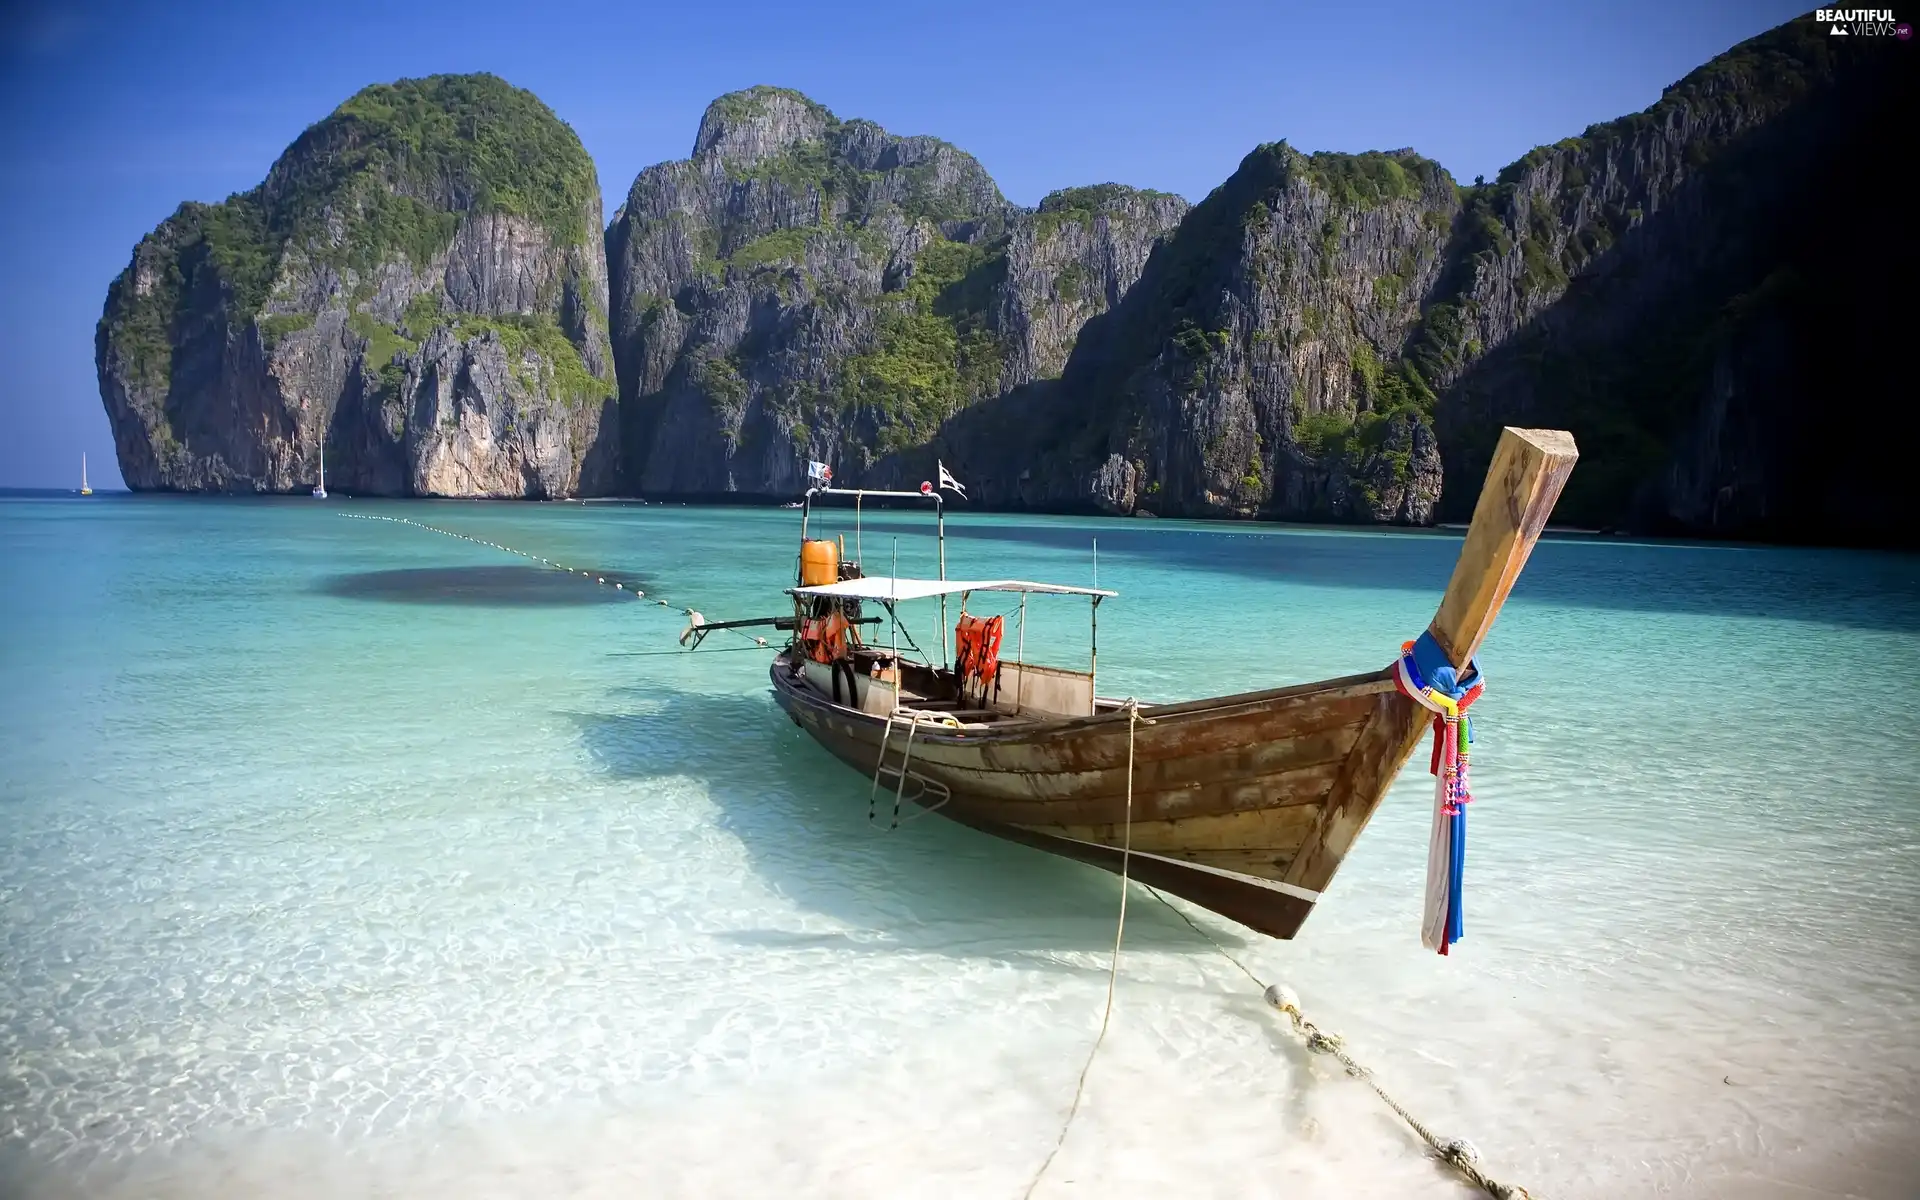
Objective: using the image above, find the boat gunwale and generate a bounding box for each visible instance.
[771,651,1398,747]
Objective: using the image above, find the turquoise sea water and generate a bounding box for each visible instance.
[3,494,1918,1198]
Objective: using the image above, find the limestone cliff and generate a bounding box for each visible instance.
[95,16,1912,543]
[913,145,1457,522]
[927,15,1910,540]
[605,88,1187,496]
[96,74,617,497]
[1417,18,1914,541]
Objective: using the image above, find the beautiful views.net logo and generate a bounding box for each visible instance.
[1814,8,1912,36]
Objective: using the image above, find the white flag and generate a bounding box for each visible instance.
[807,461,832,483]
[936,461,966,497]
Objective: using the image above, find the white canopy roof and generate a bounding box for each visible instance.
[789,576,1116,602]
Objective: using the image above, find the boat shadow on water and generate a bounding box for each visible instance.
[318,564,646,606]
[569,688,1256,965]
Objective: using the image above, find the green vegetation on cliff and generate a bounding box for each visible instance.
[277,74,598,252]
[729,225,816,270]
[726,136,856,198]
[452,313,612,406]
[837,238,1009,453]
[707,89,1001,228]
[706,85,834,130]
[1297,150,1443,211]
[1033,183,1180,239]
[108,73,597,346]
[727,134,992,226]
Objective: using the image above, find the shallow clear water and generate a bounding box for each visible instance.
[3,495,1917,1198]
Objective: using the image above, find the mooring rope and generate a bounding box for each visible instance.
[1143,886,1534,1200]
[1023,700,1139,1200]
[340,513,773,650]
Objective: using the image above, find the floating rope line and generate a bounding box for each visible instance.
[1144,887,1534,1200]
[339,513,773,650]
[1024,700,1140,1200]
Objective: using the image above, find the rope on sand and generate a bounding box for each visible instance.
[340,513,771,649]
[1020,709,1529,1199]
[1023,700,1140,1200]
[1146,888,1535,1200]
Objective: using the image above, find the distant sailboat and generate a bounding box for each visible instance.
[313,442,327,500]
[80,453,92,496]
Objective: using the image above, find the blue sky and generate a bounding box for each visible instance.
[0,0,1805,489]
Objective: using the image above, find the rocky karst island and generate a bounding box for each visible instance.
[97,17,1912,543]
[96,75,618,500]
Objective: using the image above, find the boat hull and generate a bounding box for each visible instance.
[770,654,1428,938]
[756,426,1579,940]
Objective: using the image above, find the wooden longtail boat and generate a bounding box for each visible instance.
[700,428,1576,939]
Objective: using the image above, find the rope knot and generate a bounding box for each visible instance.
[1304,1028,1344,1055]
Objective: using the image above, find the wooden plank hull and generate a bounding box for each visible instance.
[771,655,1422,938]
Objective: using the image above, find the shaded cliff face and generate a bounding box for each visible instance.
[925,15,1910,541]
[923,146,1456,522]
[605,88,1187,496]
[1414,18,1914,542]
[96,74,617,498]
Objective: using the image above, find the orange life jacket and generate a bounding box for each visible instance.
[809,610,852,664]
[954,614,1004,692]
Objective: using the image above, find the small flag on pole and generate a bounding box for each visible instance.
[936,461,966,498]
[807,461,832,484]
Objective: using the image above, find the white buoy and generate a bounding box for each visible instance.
[1440,1138,1481,1166]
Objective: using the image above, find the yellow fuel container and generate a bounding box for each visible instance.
[800,539,841,587]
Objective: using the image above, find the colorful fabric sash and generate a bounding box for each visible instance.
[1392,631,1483,956]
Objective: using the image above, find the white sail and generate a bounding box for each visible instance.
[80,453,91,496]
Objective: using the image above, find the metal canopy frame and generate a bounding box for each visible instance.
[788,577,1116,602]
[799,485,952,665]
[791,485,1109,692]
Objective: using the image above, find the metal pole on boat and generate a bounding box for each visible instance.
[1089,539,1099,703]
[1090,595,1099,698]
[937,497,949,668]
[1016,593,1026,714]
[890,539,901,709]
[800,487,814,579]
[855,492,863,571]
